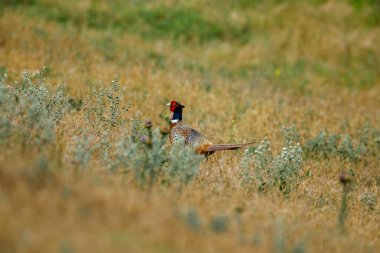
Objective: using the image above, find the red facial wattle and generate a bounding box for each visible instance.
[169,101,177,112]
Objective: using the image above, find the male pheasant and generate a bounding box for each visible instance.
[167,100,255,156]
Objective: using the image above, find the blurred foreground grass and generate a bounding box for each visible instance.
[0,1,379,253]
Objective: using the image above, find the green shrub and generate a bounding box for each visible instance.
[83,75,130,130]
[210,214,229,234]
[184,208,202,230]
[0,67,69,146]
[305,130,339,159]
[304,124,378,162]
[240,138,303,194]
[166,143,203,187]
[65,127,98,167]
[273,143,303,193]
[240,138,272,191]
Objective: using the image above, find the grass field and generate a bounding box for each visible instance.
[0,0,379,252]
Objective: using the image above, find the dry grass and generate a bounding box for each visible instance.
[0,1,379,253]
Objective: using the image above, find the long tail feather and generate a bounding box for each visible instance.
[207,141,256,152]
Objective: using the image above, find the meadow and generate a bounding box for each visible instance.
[0,0,379,252]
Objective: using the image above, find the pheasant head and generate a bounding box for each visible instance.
[166,100,185,122]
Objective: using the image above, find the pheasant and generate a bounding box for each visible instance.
[166,100,255,156]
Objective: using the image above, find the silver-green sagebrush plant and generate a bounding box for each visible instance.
[119,128,167,186]
[281,125,301,146]
[167,143,203,187]
[240,122,379,194]
[304,123,378,162]
[273,142,303,193]
[67,75,131,169]
[240,137,303,194]
[304,130,339,159]
[240,138,272,191]
[83,75,130,130]
[0,67,70,146]
[66,127,99,167]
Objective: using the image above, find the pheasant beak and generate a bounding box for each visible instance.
[166,102,171,107]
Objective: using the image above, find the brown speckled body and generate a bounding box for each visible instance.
[169,121,212,154]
